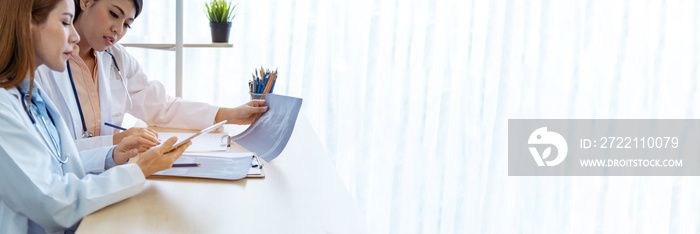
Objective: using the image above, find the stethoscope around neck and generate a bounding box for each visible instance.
[66,50,132,138]
[17,85,68,164]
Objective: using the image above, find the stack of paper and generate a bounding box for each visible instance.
[153,152,261,180]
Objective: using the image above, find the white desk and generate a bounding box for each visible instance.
[76,115,365,233]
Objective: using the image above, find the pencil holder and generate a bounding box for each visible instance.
[249,67,278,100]
[250,92,266,100]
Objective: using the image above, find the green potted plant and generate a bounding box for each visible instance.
[205,0,237,43]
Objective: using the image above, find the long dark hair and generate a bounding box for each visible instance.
[74,0,143,22]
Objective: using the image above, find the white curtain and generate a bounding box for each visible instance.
[122,0,700,233]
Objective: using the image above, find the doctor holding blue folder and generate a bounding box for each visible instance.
[35,0,268,151]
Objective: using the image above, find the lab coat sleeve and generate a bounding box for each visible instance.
[104,147,120,169]
[78,145,116,174]
[0,101,145,232]
[115,44,220,130]
[73,135,114,151]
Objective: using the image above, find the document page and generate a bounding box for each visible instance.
[157,132,229,152]
[230,94,303,161]
[184,152,264,177]
[153,154,253,180]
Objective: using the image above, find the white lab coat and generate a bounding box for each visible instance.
[0,83,145,233]
[35,43,220,151]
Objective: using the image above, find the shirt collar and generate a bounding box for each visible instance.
[18,79,45,103]
[69,44,98,62]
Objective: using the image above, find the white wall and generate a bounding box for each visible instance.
[122,0,700,233]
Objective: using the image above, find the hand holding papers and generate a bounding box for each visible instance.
[151,94,302,180]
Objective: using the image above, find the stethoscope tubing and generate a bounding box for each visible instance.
[66,50,130,138]
[66,60,91,138]
[16,85,68,164]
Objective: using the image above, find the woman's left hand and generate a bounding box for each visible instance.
[112,127,160,152]
[112,135,158,164]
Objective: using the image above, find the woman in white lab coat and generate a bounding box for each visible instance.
[35,0,269,151]
[0,0,190,232]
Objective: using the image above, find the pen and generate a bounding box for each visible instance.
[172,163,200,167]
[104,122,127,131]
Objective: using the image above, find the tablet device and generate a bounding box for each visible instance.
[165,120,227,153]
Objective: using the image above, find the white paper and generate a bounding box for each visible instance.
[180,152,263,177]
[153,154,252,180]
[157,132,228,152]
[230,94,303,161]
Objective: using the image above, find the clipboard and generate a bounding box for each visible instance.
[246,154,265,178]
[154,120,266,179]
[218,136,264,178]
[152,153,264,180]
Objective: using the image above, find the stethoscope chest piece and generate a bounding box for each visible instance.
[82,131,93,138]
